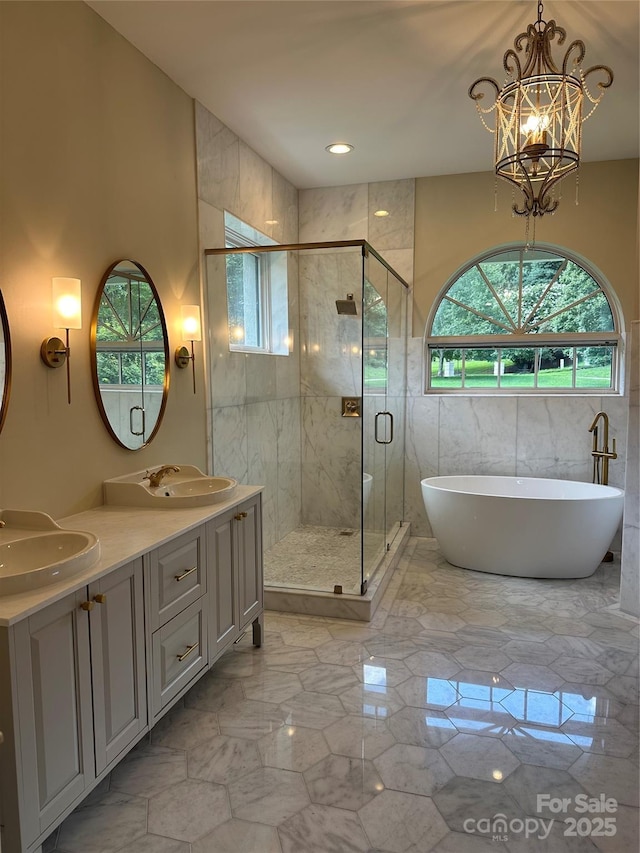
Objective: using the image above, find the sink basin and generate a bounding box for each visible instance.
[104,465,238,508]
[0,511,100,595]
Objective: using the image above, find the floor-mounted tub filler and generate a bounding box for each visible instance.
[421,475,624,579]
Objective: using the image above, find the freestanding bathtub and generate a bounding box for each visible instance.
[420,475,625,579]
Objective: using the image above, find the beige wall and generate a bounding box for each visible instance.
[414,159,639,340]
[0,1,204,518]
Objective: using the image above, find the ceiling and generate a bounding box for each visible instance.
[87,0,639,189]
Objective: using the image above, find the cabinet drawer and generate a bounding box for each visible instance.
[151,598,208,718]
[147,527,206,630]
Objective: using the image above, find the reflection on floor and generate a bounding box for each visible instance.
[45,538,639,853]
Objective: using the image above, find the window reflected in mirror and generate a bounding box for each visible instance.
[91,261,169,450]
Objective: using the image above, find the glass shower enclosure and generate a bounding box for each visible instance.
[204,240,409,599]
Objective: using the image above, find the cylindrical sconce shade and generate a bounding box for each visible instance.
[52,278,82,329]
[181,305,202,341]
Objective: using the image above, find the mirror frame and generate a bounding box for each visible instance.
[0,290,12,434]
[90,260,170,451]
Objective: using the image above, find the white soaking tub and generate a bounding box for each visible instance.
[420,475,624,578]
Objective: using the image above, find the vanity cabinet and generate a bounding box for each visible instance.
[207,494,263,660]
[0,488,263,853]
[2,558,146,851]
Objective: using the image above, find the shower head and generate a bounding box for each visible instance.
[336,293,358,315]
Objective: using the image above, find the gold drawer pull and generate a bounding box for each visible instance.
[176,641,199,662]
[174,565,197,582]
[93,593,107,604]
[234,512,248,520]
[80,601,94,612]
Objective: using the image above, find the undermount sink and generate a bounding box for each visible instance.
[0,510,100,596]
[104,465,238,508]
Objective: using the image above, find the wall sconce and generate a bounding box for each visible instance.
[40,277,82,404]
[175,304,202,393]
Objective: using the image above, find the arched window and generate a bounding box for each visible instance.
[425,245,622,393]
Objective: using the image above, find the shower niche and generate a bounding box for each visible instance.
[205,241,409,619]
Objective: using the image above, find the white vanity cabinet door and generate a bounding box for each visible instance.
[89,559,147,775]
[12,589,95,847]
[207,494,264,661]
[237,495,263,634]
[207,507,239,659]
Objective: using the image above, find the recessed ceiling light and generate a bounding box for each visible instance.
[326,142,354,155]
[374,209,390,217]
[265,219,279,225]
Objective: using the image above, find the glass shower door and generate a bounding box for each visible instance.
[362,253,390,591]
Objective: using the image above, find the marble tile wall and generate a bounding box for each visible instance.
[620,321,639,617]
[195,102,300,550]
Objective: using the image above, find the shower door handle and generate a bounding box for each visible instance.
[129,405,146,437]
[375,411,394,445]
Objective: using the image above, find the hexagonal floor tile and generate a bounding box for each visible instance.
[147,778,230,842]
[227,767,310,825]
[303,754,383,810]
[192,818,281,853]
[501,662,566,694]
[440,733,520,782]
[396,675,459,710]
[405,650,461,679]
[110,744,187,798]
[501,724,583,771]
[278,803,370,853]
[501,688,573,727]
[358,789,449,852]
[550,656,615,686]
[187,734,262,784]
[299,662,359,694]
[453,646,512,673]
[445,698,518,737]
[258,725,330,772]
[324,713,396,759]
[55,791,148,853]
[373,742,454,796]
[388,706,458,748]
[568,753,640,807]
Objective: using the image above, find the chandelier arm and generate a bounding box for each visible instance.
[582,63,614,93]
[562,39,586,76]
[503,47,523,81]
[468,76,500,104]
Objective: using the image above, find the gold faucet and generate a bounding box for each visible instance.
[145,465,181,488]
[588,411,617,485]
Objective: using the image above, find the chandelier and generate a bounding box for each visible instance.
[469,1,613,219]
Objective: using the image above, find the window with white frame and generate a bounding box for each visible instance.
[425,245,622,393]
[224,212,289,355]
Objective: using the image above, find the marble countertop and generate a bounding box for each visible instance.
[0,485,263,627]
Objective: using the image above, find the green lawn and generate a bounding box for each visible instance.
[431,364,611,389]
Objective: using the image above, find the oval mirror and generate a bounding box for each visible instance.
[0,290,12,434]
[91,260,169,450]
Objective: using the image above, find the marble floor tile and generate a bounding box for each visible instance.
[45,538,639,853]
[303,753,383,811]
[373,742,455,796]
[440,732,520,781]
[278,803,370,853]
[147,778,230,842]
[227,766,310,824]
[323,713,396,759]
[187,734,262,784]
[358,788,449,852]
[257,725,331,772]
[55,791,148,853]
[192,818,282,853]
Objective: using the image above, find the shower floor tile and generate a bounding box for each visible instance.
[264,525,365,593]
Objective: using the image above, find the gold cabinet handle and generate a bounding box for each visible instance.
[80,601,95,611]
[174,565,197,582]
[93,593,107,604]
[176,641,199,662]
[234,512,248,520]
